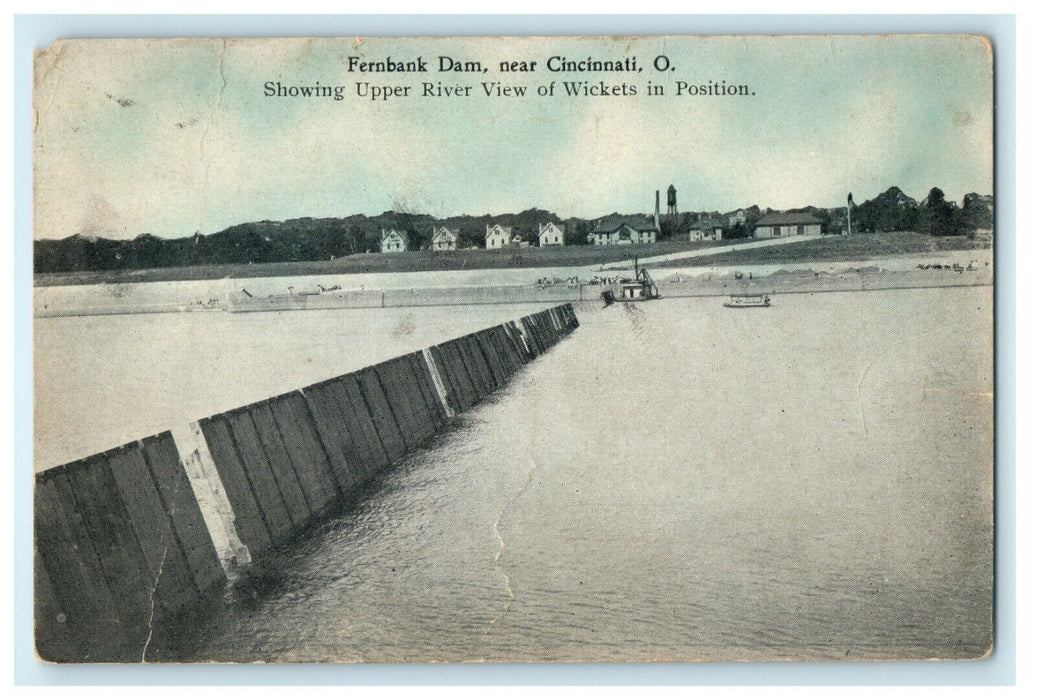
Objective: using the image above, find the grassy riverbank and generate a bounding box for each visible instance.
[658,232,991,269]
[33,240,723,287]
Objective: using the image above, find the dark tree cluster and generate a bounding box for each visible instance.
[34,209,575,273]
[850,186,993,236]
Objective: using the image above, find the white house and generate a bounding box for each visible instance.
[587,216,659,246]
[430,226,459,251]
[753,212,823,238]
[538,222,566,247]
[380,228,409,253]
[690,218,723,242]
[485,223,514,249]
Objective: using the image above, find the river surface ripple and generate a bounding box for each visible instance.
[175,288,994,662]
[35,288,993,661]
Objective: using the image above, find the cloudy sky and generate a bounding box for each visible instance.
[33,34,992,240]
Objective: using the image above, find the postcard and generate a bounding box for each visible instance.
[32,34,993,663]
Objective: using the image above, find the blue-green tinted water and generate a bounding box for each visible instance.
[34,287,993,661]
[178,288,992,661]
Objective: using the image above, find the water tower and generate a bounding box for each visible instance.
[667,184,678,223]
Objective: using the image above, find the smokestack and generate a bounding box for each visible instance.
[655,190,661,230]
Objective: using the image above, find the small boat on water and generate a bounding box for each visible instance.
[723,293,771,308]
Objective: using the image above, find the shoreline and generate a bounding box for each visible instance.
[34,265,992,318]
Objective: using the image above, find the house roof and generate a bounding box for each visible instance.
[486,224,513,238]
[431,226,458,240]
[693,217,723,230]
[539,222,566,235]
[381,229,409,244]
[755,211,823,227]
[592,216,659,234]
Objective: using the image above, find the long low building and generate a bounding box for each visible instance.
[753,211,823,238]
[587,215,659,245]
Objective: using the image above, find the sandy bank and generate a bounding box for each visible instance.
[34,255,993,317]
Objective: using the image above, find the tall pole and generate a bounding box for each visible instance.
[846,192,853,235]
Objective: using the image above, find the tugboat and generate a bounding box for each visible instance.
[601,257,660,305]
[723,293,771,308]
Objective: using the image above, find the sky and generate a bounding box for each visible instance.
[32,35,993,240]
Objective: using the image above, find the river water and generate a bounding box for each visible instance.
[33,303,552,471]
[34,287,993,661]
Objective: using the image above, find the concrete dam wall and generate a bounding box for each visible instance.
[34,303,580,662]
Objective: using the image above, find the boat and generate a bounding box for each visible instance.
[601,256,660,304]
[723,293,771,308]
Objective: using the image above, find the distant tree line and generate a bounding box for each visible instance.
[34,187,994,273]
[850,187,993,236]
